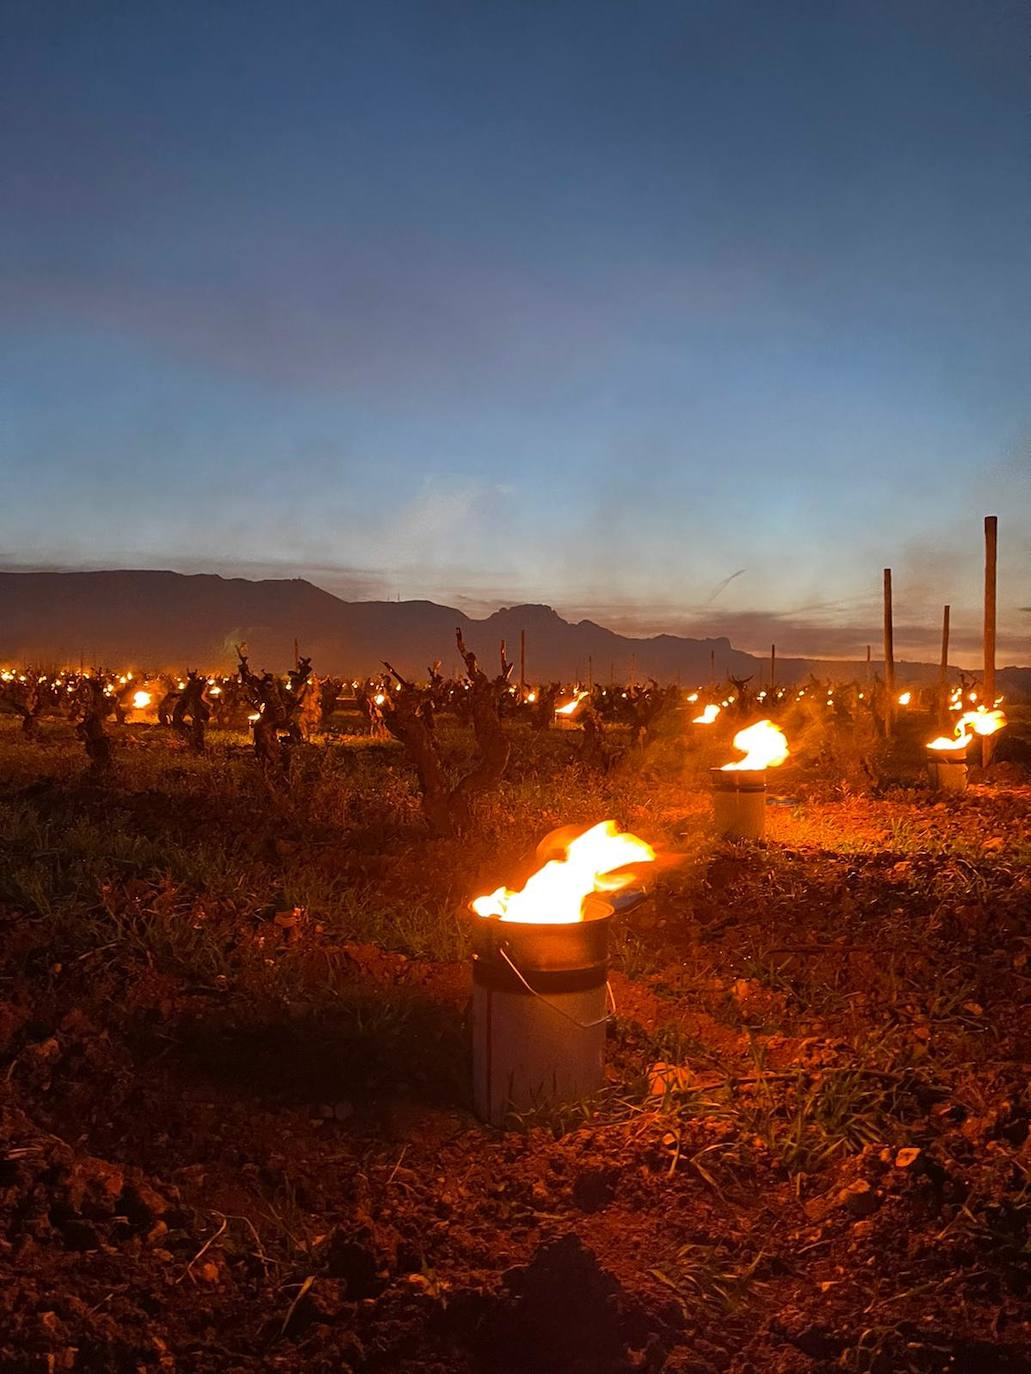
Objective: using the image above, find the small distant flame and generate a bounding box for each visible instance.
[555,690,588,717]
[131,690,152,710]
[374,692,386,706]
[208,685,222,696]
[526,690,537,704]
[721,719,789,771]
[897,691,911,706]
[472,820,656,925]
[692,704,720,725]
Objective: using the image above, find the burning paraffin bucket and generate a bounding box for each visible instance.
[470,820,656,1126]
[710,767,767,841]
[553,691,588,731]
[710,719,789,841]
[471,908,613,1126]
[926,710,1005,793]
[926,745,968,793]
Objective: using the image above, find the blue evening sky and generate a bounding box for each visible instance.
[2,0,1028,662]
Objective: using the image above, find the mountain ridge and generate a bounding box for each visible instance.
[0,569,1027,695]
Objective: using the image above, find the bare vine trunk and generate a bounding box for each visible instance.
[382,630,512,837]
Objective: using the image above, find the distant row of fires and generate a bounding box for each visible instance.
[0,656,1007,789]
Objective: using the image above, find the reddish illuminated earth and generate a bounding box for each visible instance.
[0,717,1029,1373]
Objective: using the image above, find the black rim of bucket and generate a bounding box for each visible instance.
[469,906,613,976]
[710,768,767,794]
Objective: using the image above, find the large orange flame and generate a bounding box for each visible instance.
[928,706,1006,753]
[555,690,588,717]
[471,820,656,924]
[957,707,1006,738]
[131,690,152,710]
[721,719,789,771]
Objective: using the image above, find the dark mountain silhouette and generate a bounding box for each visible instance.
[0,570,754,680]
[0,570,1025,693]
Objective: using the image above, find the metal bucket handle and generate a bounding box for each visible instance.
[497,944,616,1029]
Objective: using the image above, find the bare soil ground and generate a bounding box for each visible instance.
[0,716,1029,1373]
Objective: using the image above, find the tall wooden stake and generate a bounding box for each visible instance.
[938,604,950,730]
[865,643,871,679]
[769,643,776,693]
[293,637,299,669]
[983,515,998,766]
[883,568,895,735]
[519,629,526,689]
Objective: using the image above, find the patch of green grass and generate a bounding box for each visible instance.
[648,1241,768,1315]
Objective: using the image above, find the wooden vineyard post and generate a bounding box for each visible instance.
[983,515,998,767]
[883,568,895,736]
[769,643,776,693]
[939,604,950,731]
[519,629,526,690]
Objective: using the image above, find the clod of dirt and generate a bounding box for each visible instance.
[894,1146,922,1170]
[60,1157,125,1216]
[121,1176,170,1223]
[841,1178,879,1217]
